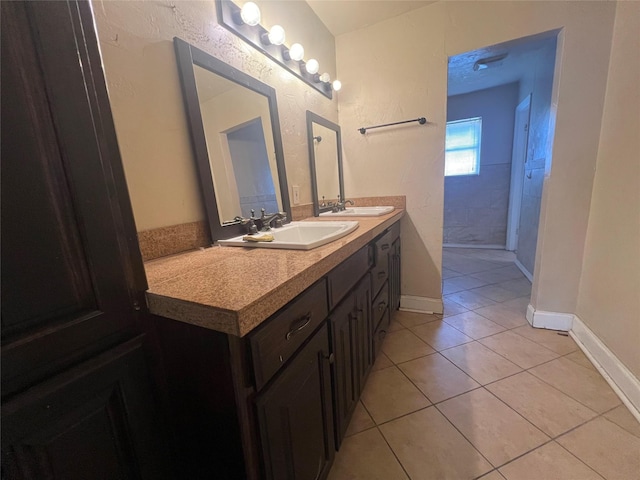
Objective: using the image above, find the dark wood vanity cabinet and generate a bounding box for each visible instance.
[390,237,402,312]
[330,273,372,446]
[371,223,401,358]
[255,324,335,480]
[153,223,401,479]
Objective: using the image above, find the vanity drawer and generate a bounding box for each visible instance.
[372,308,390,359]
[372,281,389,331]
[371,235,391,296]
[250,279,329,390]
[327,246,371,309]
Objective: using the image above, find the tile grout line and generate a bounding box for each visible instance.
[444,252,627,476]
[552,440,607,480]
[374,424,414,480]
[432,399,502,473]
[337,250,630,479]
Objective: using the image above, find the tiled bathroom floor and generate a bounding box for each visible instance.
[327,248,640,480]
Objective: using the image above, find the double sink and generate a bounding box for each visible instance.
[218,206,394,250]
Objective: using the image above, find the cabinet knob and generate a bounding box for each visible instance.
[325,352,335,364]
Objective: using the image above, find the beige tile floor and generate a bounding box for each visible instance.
[328,248,640,480]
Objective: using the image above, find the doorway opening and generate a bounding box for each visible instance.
[442,31,560,320]
[443,31,559,288]
[222,117,278,218]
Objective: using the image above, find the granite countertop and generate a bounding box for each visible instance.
[144,209,404,337]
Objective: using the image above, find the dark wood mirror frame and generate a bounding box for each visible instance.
[174,37,290,242]
[306,111,344,217]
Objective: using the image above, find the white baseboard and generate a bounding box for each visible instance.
[526,304,573,331]
[570,316,640,422]
[443,243,505,250]
[400,295,443,314]
[515,259,534,282]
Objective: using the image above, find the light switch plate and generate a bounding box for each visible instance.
[292,185,300,205]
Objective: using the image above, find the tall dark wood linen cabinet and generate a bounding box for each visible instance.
[1,1,169,478]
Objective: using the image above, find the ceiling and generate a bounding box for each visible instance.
[302,2,558,97]
[306,0,435,36]
[447,32,558,96]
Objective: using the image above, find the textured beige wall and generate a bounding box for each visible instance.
[576,2,640,379]
[93,0,337,231]
[336,1,616,305]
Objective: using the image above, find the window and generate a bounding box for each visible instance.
[445,117,482,176]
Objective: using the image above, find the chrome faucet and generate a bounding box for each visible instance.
[260,208,287,230]
[332,198,354,212]
[234,210,259,234]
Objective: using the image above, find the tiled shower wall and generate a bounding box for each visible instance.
[444,83,519,246]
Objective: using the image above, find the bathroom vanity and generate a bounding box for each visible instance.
[144,210,402,480]
[140,36,406,480]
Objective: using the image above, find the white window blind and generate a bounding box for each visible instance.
[445,117,482,176]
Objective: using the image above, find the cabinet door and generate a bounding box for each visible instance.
[256,324,334,480]
[330,294,359,445]
[353,274,373,393]
[1,1,146,397]
[1,337,167,480]
[389,238,402,314]
[331,274,372,447]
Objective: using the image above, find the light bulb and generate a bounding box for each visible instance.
[332,79,342,91]
[289,43,304,61]
[240,2,261,26]
[305,59,319,74]
[319,72,331,83]
[267,25,286,45]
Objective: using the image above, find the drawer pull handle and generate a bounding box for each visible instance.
[380,244,390,251]
[379,329,387,339]
[285,313,312,340]
[378,302,386,312]
[377,271,386,279]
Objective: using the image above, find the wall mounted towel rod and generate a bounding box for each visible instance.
[358,117,427,134]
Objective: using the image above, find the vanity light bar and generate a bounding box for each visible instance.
[216,0,341,98]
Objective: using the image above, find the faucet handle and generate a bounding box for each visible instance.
[234,215,258,234]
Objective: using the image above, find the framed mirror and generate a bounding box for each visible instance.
[306,111,344,216]
[174,37,290,241]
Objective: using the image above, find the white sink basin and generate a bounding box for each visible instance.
[320,206,395,217]
[217,221,359,250]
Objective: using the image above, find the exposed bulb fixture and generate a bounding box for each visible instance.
[240,2,261,26]
[288,43,305,61]
[267,25,286,45]
[319,72,331,83]
[332,80,342,91]
[305,58,319,74]
[219,0,333,98]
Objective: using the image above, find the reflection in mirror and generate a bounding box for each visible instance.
[306,111,344,216]
[174,37,289,242]
[193,65,281,222]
